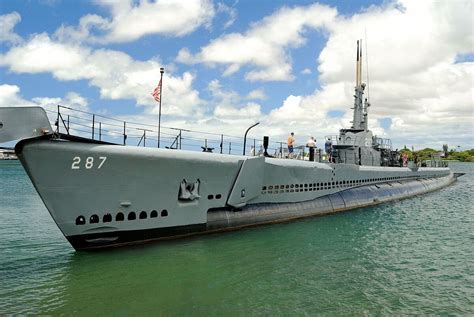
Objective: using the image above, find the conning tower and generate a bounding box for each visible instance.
[330,40,395,166]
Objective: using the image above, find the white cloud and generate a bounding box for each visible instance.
[301,68,312,75]
[54,0,215,44]
[0,33,203,117]
[214,102,261,119]
[0,12,23,45]
[0,85,34,107]
[206,79,263,123]
[265,0,474,149]
[217,2,237,29]
[179,3,337,81]
[0,84,90,112]
[0,34,90,78]
[54,14,109,43]
[171,0,473,148]
[1,1,472,150]
[247,88,267,100]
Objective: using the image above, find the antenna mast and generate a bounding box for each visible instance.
[365,29,370,103]
[352,39,368,131]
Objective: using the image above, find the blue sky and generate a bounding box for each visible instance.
[1,0,473,150]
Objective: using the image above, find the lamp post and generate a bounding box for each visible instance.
[243,122,260,155]
[157,67,164,148]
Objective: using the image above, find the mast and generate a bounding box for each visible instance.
[351,39,369,131]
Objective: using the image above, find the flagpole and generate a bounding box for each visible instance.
[158,67,164,148]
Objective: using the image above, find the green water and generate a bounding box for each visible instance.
[0,161,473,315]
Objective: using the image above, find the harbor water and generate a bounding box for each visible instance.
[0,161,473,315]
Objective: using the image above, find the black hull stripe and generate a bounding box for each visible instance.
[67,224,207,251]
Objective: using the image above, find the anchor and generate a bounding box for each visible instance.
[178,179,201,201]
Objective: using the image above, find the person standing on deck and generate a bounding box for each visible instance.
[306,137,316,161]
[325,137,332,162]
[287,132,295,158]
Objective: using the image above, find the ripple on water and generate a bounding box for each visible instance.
[0,161,473,315]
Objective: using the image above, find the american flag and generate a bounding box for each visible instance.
[151,79,162,103]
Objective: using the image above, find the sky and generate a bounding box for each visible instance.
[0,0,473,152]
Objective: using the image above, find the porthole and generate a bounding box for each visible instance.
[269,186,273,190]
[208,194,214,200]
[304,184,308,187]
[103,213,112,223]
[295,184,299,188]
[216,194,222,199]
[262,186,267,190]
[128,212,136,220]
[290,184,294,188]
[90,214,99,224]
[116,212,125,221]
[161,210,168,217]
[76,215,85,225]
[139,211,147,219]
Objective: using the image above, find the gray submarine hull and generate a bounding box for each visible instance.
[11,134,454,251]
[64,173,457,250]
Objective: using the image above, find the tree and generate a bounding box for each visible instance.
[442,144,448,158]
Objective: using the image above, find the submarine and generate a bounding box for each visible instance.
[0,41,459,251]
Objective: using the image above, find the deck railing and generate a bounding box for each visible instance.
[48,105,320,160]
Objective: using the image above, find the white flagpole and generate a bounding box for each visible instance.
[158,67,164,148]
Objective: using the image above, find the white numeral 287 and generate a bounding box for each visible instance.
[71,156,107,169]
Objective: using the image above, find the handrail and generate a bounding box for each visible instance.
[53,105,302,159]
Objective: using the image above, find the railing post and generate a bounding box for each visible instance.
[56,105,60,133]
[67,115,70,134]
[92,114,95,140]
[144,130,146,147]
[253,138,256,156]
[229,142,231,154]
[123,122,126,145]
[99,122,102,141]
[179,130,182,149]
[220,134,223,154]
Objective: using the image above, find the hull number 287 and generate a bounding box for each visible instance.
[71,156,107,169]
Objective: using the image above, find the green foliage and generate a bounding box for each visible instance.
[447,150,474,162]
[399,147,474,162]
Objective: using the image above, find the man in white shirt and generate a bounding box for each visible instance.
[306,136,316,161]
